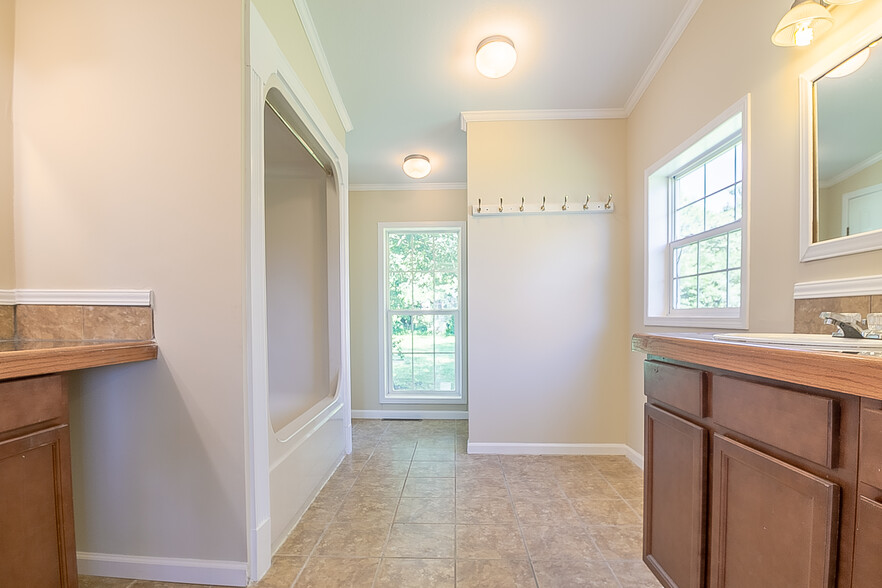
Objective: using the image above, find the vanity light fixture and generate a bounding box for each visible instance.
[475,35,517,78]
[772,0,834,47]
[402,154,431,179]
[825,46,871,77]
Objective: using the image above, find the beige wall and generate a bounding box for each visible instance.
[0,0,13,289]
[819,158,882,241]
[467,119,630,445]
[349,189,468,413]
[625,0,882,453]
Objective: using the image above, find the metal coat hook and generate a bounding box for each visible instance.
[562,195,568,211]
[477,198,482,213]
[498,197,504,212]
[540,196,546,211]
[583,194,591,210]
[605,194,613,209]
[519,197,525,212]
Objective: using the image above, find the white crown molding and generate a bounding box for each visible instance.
[624,0,705,115]
[794,275,882,299]
[291,0,353,132]
[351,409,468,420]
[820,149,882,189]
[460,109,626,131]
[467,441,644,468]
[77,552,247,587]
[350,182,467,192]
[9,289,153,306]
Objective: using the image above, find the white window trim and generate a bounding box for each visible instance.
[378,221,467,404]
[644,95,750,329]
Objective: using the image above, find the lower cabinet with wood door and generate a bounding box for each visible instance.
[643,359,862,588]
[0,375,78,587]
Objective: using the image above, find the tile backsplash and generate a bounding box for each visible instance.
[4,304,153,341]
[794,295,882,334]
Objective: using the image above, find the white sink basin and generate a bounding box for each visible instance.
[713,332,882,352]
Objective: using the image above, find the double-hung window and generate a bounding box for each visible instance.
[379,223,464,403]
[646,96,749,328]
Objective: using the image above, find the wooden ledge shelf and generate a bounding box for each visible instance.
[0,340,158,380]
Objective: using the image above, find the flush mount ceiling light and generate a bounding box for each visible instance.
[475,35,517,78]
[826,46,871,78]
[402,154,431,179]
[772,0,834,47]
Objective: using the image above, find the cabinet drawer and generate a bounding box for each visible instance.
[859,407,882,489]
[0,375,67,435]
[644,361,707,418]
[712,376,836,469]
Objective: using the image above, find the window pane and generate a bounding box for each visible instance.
[392,354,412,391]
[391,315,412,354]
[735,142,742,182]
[411,233,433,271]
[698,235,728,273]
[674,243,698,278]
[387,233,412,272]
[734,182,742,221]
[675,277,698,309]
[388,272,413,309]
[675,199,704,240]
[412,354,434,390]
[705,187,736,231]
[433,233,458,270]
[412,315,434,353]
[706,147,735,195]
[412,272,434,310]
[435,272,458,309]
[676,168,704,209]
[435,354,456,391]
[698,271,727,308]
[728,230,742,269]
[435,315,456,353]
[728,269,742,308]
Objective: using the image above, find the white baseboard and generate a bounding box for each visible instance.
[352,409,468,420]
[76,552,247,587]
[2,289,153,306]
[250,517,272,584]
[0,289,14,305]
[468,441,645,468]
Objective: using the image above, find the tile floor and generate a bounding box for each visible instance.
[80,419,661,588]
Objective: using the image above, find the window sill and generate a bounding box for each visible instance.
[644,314,748,330]
[382,394,466,405]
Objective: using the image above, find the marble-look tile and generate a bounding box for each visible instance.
[375,558,455,588]
[294,557,378,587]
[276,522,327,556]
[794,296,871,334]
[384,523,455,558]
[0,305,13,339]
[359,458,411,477]
[371,444,417,460]
[589,456,642,478]
[413,447,455,461]
[395,497,455,524]
[608,560,664,587]
[455,476,510,498]
[455,559,537,588]
[16,305,84,340]
[590,525,644,560]
[456,495,517,525]
[408,461,456,478]
[348,476,406,497]
[313,522,390,557]
[513,497,578,525]
[559,476,621,500]
[572,498,642,526]
[83,306,153,340]
[456,524,528,559]
[402,476,455,497]
[506,477,566,499]
[250,555,307,588]
[130,582,213,588]
[532,559,619,588]
[78,577,136,588]
[520,525,601,560]
[334,495,399,524]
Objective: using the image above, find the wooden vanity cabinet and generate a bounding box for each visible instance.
[853,399,882,587]
[0,375,78,587]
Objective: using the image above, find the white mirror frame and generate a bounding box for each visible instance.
[799,15,882,262]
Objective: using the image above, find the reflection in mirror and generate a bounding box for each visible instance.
[815,37,882,242]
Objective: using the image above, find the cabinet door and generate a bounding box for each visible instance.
[709,435,840,588]
[645,403,708,588]
[0,425,78,588]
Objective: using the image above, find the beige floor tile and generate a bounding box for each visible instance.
[513,497,578,525]
[455,559,537,588]
[627,497,645,517]
[276,522,328,556]
[456,495,517,524]
[506,477,566,499]
[590,525,644,560]
[455,454,501,465]
[348,476,406,497]
[607,477,645,500]
[456,524,528,559]
[384,523,455,558]
[395,497,456,523]
[571,498,643,526]
[251,555,307,588]
[559,476,621,500]
[313,522,391,557]
[372,445,417,460]
[532,559,618,588]
[403,476,455,497]
[409,461,456,478]
[294,557,378,587]
[608,560,664,587]
[375,558,455,588]
[417,436,456,449]
[335,495,399,524]
[520,525,601,560]
[455,476,510,498]
[413,447,456,461]
[78,577,135,588]
[359,458,412,477]
[589,456,642,477]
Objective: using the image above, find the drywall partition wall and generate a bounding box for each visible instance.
[0,0,13,289]
[349,188,468,416]
[13,0,249,583]
[466,119,629,450]
[625,0,882,456]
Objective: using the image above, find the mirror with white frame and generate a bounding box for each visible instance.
[800,17,882,261]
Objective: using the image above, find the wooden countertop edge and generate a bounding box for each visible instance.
[632,332,882,401]
[0,341,158,380]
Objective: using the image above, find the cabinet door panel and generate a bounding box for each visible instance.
[645,403,708,588]
[710,435,839,588]
[852,495,882,587]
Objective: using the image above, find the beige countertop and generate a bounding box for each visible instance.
[0,339,158,380]
[632,332,882,401]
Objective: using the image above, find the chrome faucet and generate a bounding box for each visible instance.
[819,312,881,339]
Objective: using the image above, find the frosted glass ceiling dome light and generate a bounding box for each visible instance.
[402,154,431,179]
[772,0,834,47]
[475,35,517,78]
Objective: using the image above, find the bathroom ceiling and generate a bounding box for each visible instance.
[303,0,697,188]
